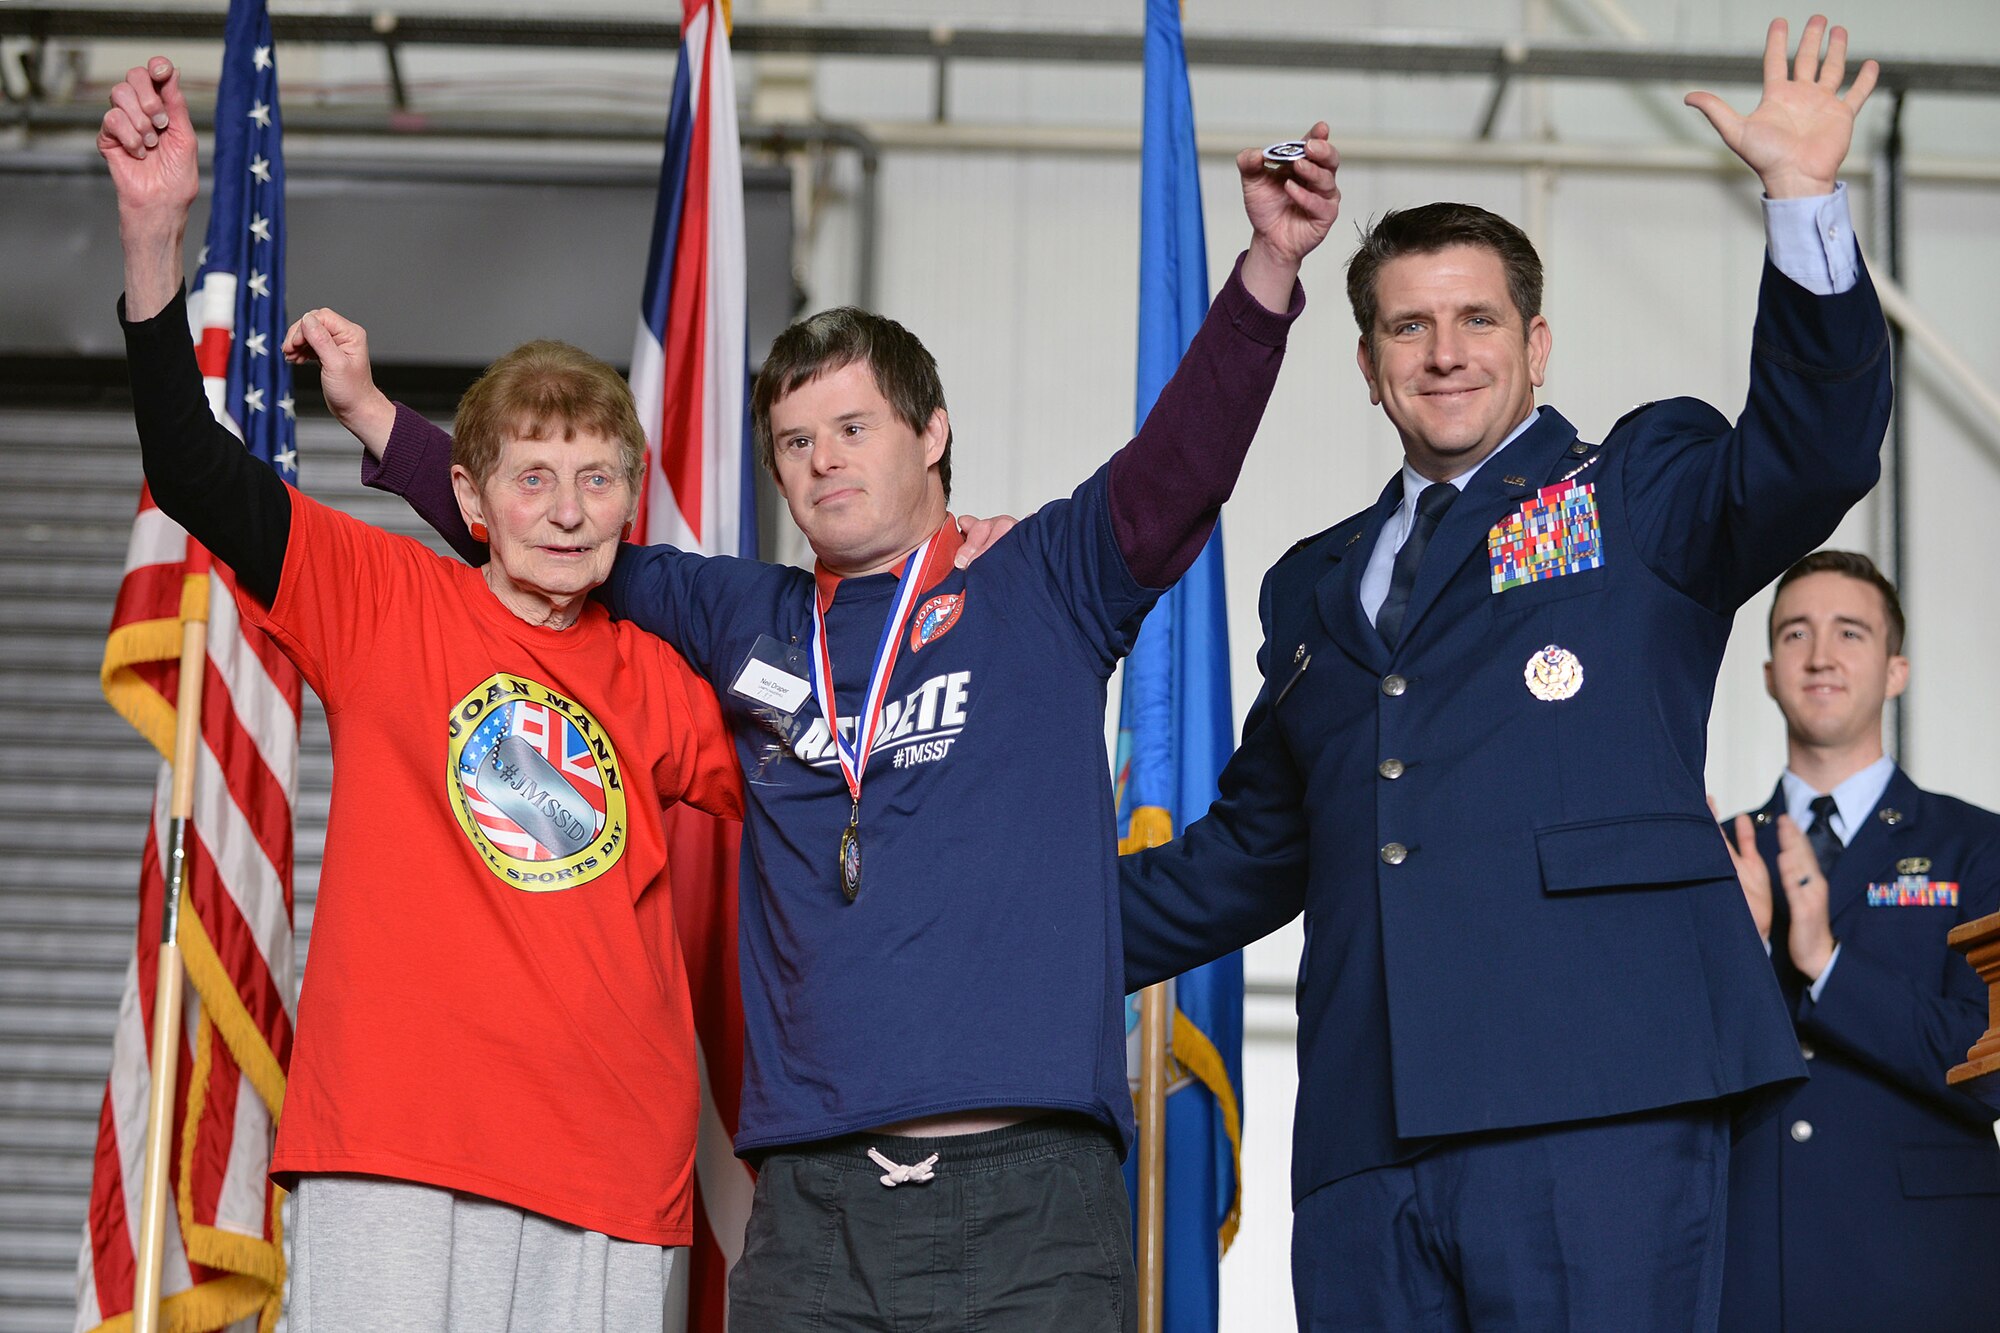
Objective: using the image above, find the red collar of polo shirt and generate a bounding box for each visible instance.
[811,516,965,605]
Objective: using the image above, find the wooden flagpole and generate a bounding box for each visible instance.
[132,608,209,1333]
[1137,980,1170,1333]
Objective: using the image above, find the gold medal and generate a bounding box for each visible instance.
[839,806,863,902]
[809,529,956,905]
[1524,644,1584,702]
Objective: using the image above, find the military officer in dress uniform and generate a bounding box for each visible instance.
[1121,17,1893,1329]
[1719,550,2000,1332]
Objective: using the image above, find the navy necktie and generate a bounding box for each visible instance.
[1376,482,1460,648]
[1806,794,1843,880]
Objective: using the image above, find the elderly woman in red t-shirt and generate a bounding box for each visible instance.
[103,58,738,1333]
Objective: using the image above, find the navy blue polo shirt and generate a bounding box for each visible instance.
[607,463,1152,1156]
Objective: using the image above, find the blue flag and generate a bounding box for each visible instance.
[1115,1,1245,1328]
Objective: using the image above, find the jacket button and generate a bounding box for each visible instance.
[1382,674,1408,697]
[1569,441,1590,456]
[1381,842,1408,865]
[1799,1040,1815,1060]
[1790,1119,1813,1143]
[1378,759,1405,780]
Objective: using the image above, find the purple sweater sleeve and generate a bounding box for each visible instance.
[1107,251,1303,589]
[370,252,1298,585]
[360,406,489,566]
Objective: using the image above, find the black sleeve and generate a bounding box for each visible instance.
[119,288,291,607]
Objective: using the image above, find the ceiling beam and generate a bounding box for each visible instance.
[6,9,2000,96]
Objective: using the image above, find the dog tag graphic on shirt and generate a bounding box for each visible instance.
[475,735,598,856]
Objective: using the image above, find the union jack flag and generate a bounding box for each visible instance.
[79,3,301,1330]
[629,1,757,1325]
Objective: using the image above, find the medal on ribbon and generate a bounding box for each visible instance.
[808,529,954,902]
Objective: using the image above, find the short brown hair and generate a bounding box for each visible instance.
[1346,203,1545,344]
[751,307,953,501]
[453,340,646,490]
[1768,550,1906,655]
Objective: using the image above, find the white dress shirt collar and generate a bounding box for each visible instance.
[1781,753,1897,848]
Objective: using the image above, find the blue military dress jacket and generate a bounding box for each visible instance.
[1722,768,2000,1332]
[1123,257,1894,1204]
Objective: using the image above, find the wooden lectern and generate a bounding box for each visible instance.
[1947,910,2000,1114]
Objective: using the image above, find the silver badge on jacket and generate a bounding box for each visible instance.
[1525,644,1585,702]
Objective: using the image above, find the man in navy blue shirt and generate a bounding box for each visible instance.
[1719,550,2000,1331]
[297,129,1341,1330]
[1121,17,1892,1329]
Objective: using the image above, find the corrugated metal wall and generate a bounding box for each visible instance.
[0,406,448,1331]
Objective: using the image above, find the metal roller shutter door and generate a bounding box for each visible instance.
[0,405,456,1332]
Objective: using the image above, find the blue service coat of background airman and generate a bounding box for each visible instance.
[1722,769,2000,1332]
[1122,255,1893,1207]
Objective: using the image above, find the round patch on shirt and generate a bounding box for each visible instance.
[445,673,629,891]
[909,592,965,652]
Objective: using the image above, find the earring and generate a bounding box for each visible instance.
[470,521,489,543]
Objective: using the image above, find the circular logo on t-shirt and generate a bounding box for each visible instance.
[444,673,628,891]
[909,592,965,652]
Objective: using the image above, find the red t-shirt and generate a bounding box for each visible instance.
[245,489,741,1245]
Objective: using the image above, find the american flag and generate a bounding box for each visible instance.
[629,1,757,1326]
[79,3,301,1329]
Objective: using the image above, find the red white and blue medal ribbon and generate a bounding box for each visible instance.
[808,530,942,900]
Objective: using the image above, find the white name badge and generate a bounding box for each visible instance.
[730,656,812,714]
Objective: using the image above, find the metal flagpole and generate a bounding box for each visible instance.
[132,596,209,1333]
[1137,980,1169,1333]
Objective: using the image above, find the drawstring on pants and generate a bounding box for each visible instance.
[866,1147,940,1187]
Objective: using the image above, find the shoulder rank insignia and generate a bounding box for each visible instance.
[1608,401,1656,434]
[1282,522,1348,563]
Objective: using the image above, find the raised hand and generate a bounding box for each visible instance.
[1774,813,1837,978]
[284,308,397,455]
[1715,799,1774,940]
[99,57,199,320]
[1685,16,1879,199]
[99,57,198,215]
[1237,122,1339,312]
